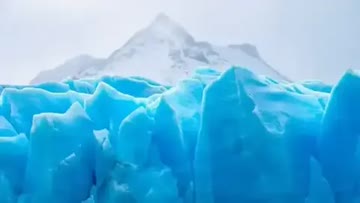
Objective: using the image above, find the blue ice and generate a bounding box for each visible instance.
[1,67,360,203]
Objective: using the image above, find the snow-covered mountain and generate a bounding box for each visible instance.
[31,14,289,85]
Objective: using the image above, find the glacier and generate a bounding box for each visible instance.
[0,66,359,203]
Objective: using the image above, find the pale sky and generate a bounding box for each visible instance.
[1,0,359,84]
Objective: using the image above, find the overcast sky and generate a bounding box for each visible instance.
[1,0,359,84]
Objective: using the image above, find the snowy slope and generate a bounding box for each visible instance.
[31,14,289,85]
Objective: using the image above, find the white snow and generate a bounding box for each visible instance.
[30,14,288,85]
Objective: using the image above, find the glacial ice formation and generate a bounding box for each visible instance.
[0,67,359,203]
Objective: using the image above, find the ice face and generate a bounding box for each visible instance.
[194,67,324,203]
[21,103,95,202]
[1,66,360,203]
[318,70,360,203]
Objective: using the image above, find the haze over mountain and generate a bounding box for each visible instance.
[31,14,288,85]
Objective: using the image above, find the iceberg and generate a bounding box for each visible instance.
[1,66,360,203]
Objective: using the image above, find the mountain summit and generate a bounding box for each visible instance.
[31,14,288,85]
[148,13,191,39]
